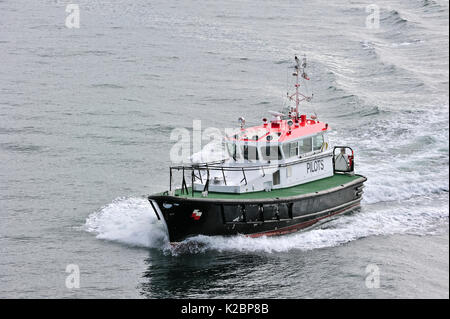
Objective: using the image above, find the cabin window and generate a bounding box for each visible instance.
[241,145,259,161]
[260,145,283,161]
[282,141,299,158]
[313,134,324,151]
[299,137,312,154]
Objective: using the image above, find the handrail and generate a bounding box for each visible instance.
[170,151,333,172]
[168,151,336,192]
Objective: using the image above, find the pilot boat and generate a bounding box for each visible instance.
[148,56,367,243]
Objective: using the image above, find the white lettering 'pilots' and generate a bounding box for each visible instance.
[306,159,324,173]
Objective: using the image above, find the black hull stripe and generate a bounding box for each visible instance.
[247,201,361,238]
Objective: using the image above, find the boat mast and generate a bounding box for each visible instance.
[294,55,300,117]
[288,55,311,119]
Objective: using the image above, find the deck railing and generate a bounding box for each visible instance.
[168,151,338,196]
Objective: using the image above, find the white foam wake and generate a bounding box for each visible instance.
[83,195,448,255]
[83,197,169,248]
[173,196,448,254]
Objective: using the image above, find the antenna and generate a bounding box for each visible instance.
[287,55,312,118]
[293,55,300,116]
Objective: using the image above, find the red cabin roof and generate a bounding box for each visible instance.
[228,117,329,143]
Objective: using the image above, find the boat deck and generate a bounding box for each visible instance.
[170,173,364,200]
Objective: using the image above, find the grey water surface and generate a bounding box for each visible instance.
[0,0,448,298]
